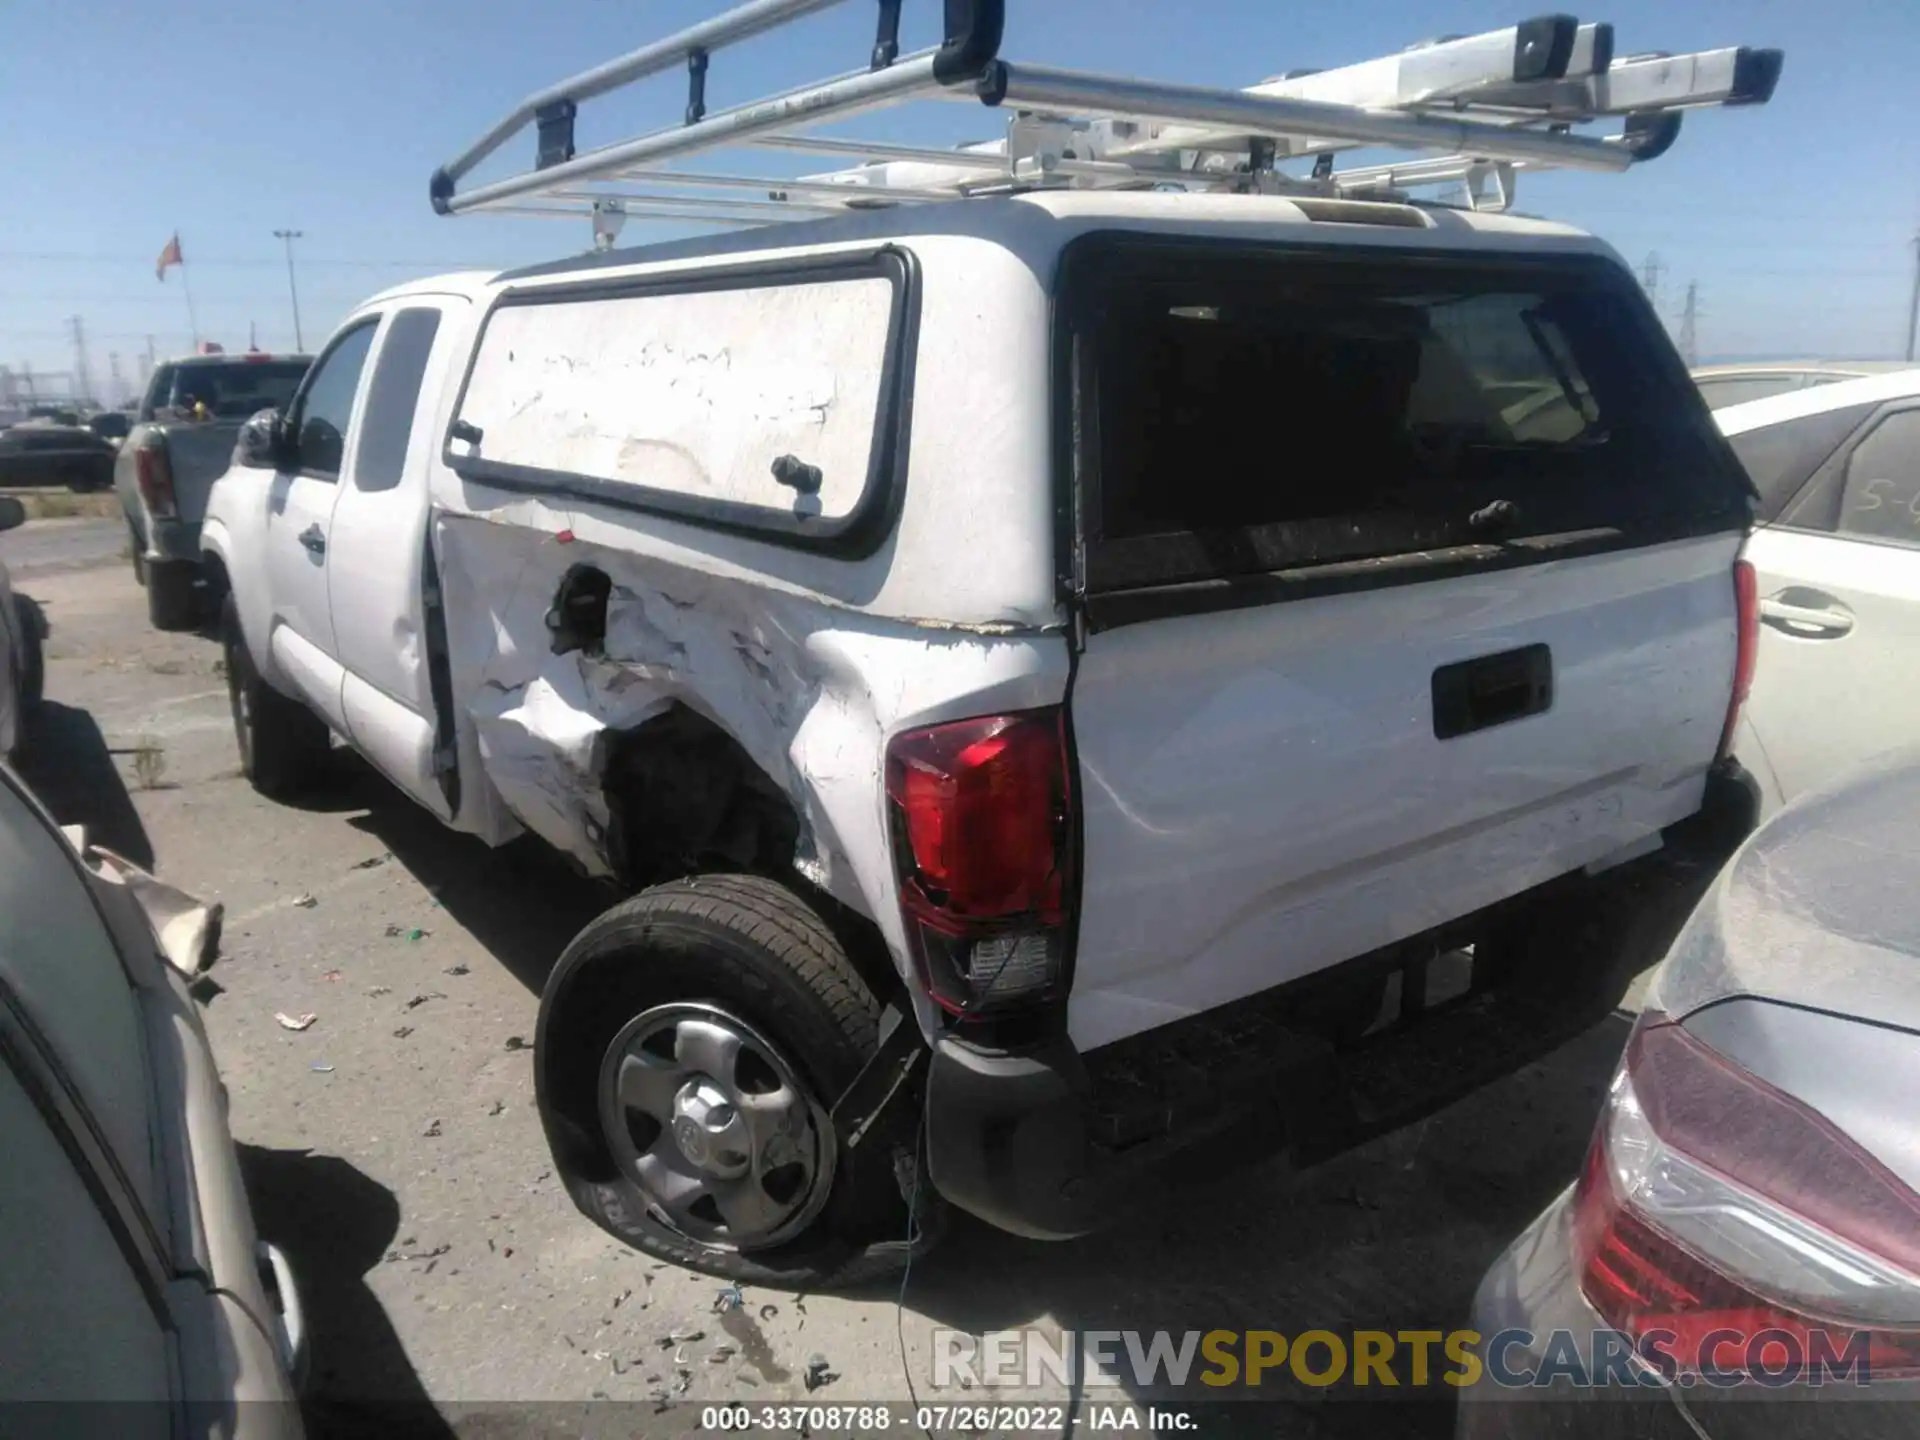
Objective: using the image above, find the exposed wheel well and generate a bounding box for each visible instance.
[598,705,903,1009]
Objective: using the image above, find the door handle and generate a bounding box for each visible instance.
[298,524,326,557]
[1758,597,1853,638]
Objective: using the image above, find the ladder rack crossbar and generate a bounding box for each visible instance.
[430,0,1783,234]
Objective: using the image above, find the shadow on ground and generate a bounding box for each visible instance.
[337,757,610,996]
[14,698,154,867]
[878,1013,1633,1439]
[238,1144,456,1439]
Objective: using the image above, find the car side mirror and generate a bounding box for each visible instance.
[0,496,25,533]
[236,409,285,469]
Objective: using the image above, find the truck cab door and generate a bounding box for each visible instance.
[325,301,467,820]
[266,319,379,732]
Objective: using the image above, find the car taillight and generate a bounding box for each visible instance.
[884,708,1076,1015]
[134,441,178,520]
[1573,1014,1920,1382]
[1717,559,1758,759]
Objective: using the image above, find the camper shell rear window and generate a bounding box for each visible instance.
[441,248,917,556]
[1058,235,1753,610]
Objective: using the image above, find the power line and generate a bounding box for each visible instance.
[274,229,306,350]
[1906,230,1920,363]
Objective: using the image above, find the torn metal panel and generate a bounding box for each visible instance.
[429,507,1072,1034]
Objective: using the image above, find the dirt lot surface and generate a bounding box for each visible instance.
[5,540,1645,1437]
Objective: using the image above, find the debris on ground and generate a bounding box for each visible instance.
[423,1119,443,1138]
[444,963,470,976]
[274,1011,318,1032]
[351,855,390,870]
[707,1345,737,1364]
[668,1327,705,1345]
[405,992,446,1009]
[311,1063,335,1074]
[384,923,431,941]
[804,1353,836,1391]
[385,1241,451,1265]
[489,1100,506,1116]
[712,1284,744,1314]
[673,1369,692,1396]
[291,893,318,909]
[758,1303,778,1321]
[367,985,391,997]
[322,969,343,982]
[393,1026,414,1039]
[612,1289,633,1310]
[504,1035,529,1051]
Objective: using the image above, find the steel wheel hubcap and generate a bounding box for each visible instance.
[598,1003,832,1250]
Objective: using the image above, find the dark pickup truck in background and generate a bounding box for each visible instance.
[115,352,309,629]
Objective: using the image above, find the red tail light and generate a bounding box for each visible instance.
[1573,1016,1920,1382]
[134,441,178,520]
[884,709,1076,1014]
[1717,560,1758,758]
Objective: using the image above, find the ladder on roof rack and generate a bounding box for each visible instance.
[431,0,1782,245]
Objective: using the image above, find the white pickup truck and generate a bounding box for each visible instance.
[203,6,1775,1284]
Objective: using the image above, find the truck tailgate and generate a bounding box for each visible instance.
[1068,535,1741,1051]
[164,423,243,523]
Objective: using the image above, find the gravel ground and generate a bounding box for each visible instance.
[4,542,1644,1437]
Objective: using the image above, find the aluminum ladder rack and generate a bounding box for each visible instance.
[431,0,1783,244]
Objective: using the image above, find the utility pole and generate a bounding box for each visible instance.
[273,229,305,351]
[1904,229,1919,363]
[1679,281,1700,366]
[108,351,124,407]
[1640,251,1664,313]
[68,316,93,406]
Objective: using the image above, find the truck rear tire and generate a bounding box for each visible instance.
[221,595,332,798]
[536,873,928,1286]
[147,560,200,631]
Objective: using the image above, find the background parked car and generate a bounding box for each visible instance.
[0,416,118,490]
[1692,359,1912,410]
[116,352,310,630]
[0,497,44,759]
[87,409,134,449]
[1716,368,1920,814]
[0,762,306,1430]
[1460,751,1920,1436]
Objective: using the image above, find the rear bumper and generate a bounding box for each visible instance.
[925,760,1759,1241]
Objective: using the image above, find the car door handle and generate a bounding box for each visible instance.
[1758,597,1853,638]
[298,524,326,557]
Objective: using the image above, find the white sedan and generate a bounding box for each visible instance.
[1718,368,1920,813]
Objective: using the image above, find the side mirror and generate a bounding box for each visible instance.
[236,409,284,469]
[0,496,25,533]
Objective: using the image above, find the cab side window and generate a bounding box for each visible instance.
[291,321,379,480]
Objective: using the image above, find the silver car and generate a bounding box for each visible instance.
[0,763,306,1434]
[1461,753,1920,1435]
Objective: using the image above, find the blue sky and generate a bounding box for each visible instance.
[2,0,1915,399]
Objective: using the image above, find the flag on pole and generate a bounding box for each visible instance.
[156,233,184,282]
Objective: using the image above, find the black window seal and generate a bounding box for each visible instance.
[439,246,920,560]
[1051,229,1753,627]
[287,316,382,484]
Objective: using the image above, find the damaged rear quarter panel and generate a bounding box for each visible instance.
[432,508,1071,1012]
